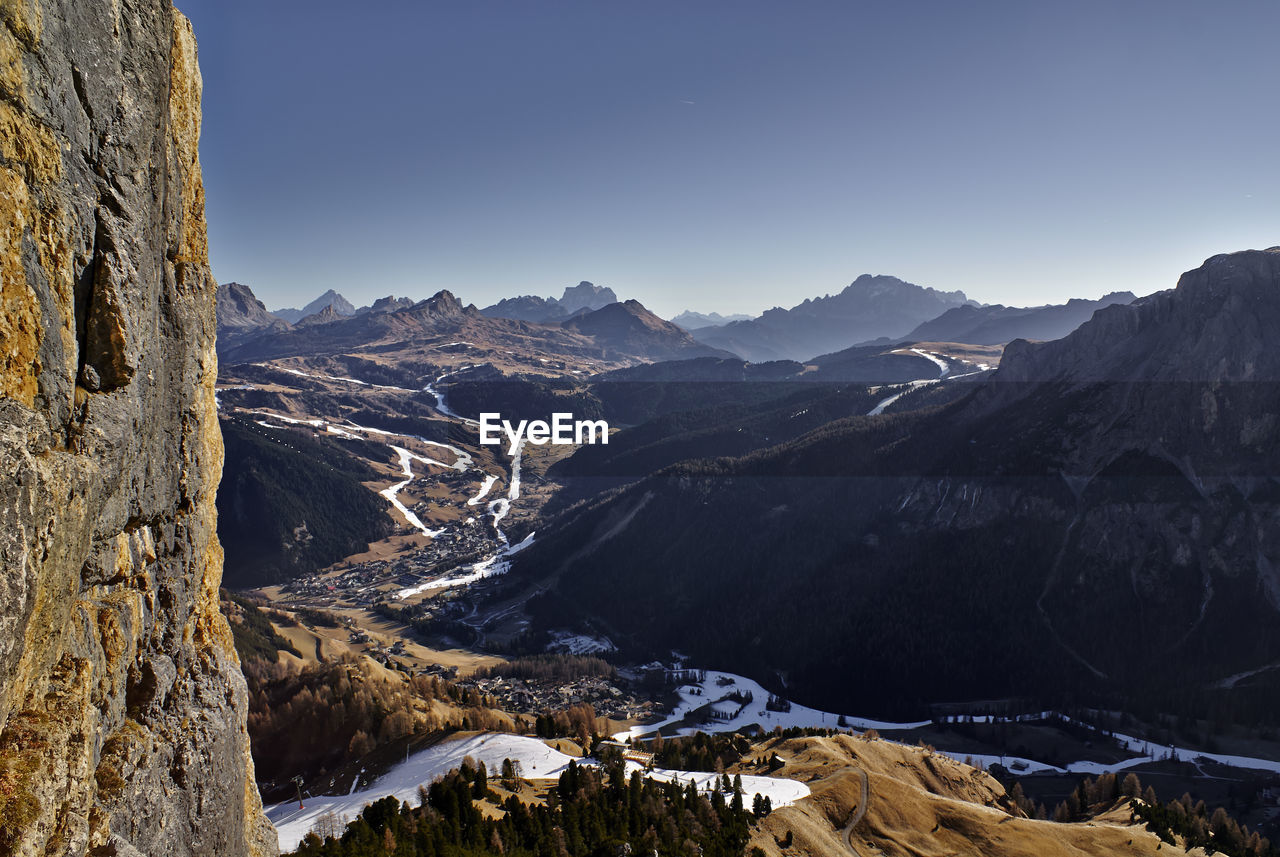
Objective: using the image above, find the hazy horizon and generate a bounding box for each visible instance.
[178,0,1280,319]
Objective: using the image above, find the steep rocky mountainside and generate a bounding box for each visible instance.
[903,291,1136,345]
[509,249,1280,722]
[691,274,973,362]
[217,282,291,354]
[218,282,288,333]
[0,2,274,854]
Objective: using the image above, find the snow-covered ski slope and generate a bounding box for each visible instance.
[265,731,808,852]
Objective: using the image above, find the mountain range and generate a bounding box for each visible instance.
[670,310,754,329]
[481,280,619,323]
[217,285,725,366]
[504,248,1280,723]
[903,291,1137,345]
[689,275,974,362]
[222,277,1133,363]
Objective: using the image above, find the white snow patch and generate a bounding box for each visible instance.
[635,764,809,809]
[910,348,950,377]
[265,734,578,852]
[379,447,445,538]
[467,474,499,506]
[547,631,617,655]
[612,670,929,742]
[867,380,937,416]
[260,363,414,392]
[487,440,524,539]
[421,370,479,425]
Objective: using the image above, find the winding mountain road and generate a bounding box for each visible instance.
[841,767,870,856]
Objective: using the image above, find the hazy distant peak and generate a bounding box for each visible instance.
[691,274,973,362]
[559,280,618,314]
[275,289,356,323]
[845,273,972,303]
[670,310,754,329]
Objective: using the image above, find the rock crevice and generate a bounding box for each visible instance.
[0,2,275,854]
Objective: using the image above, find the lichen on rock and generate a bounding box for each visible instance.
[0,1,275,854]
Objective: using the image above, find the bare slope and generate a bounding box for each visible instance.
[750,736,1194,857]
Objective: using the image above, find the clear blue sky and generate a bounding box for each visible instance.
[177,0,1280,318]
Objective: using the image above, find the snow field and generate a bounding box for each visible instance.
[266,734,578,852]
[265,731,810,853]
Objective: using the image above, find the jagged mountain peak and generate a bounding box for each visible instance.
[415,289,469,316]
[559,280,618,313]
[216,281,285,331]
[274,288,356,323]
[358,295,415,315]
[294,304,345,327]
[483,280,619,322]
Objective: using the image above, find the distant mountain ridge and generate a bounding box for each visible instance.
[218,287,723,366]
[903,291,1136,345]
[691,274,973,362]
[482,281,618,322]
[217,284,423,346]
[670,310,753,329]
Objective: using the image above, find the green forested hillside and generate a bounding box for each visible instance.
[218,415,393,587]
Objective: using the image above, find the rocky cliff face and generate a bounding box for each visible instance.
[0,2,275,855]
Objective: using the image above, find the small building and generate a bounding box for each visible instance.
[599,740,655,768]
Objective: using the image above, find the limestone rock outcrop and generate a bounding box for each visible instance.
[0,1,275,854]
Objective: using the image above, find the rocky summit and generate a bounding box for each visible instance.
[0,2,274,854]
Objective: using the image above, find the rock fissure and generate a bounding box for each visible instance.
[0,3,275,855]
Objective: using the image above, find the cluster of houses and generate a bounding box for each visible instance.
[455,674,654,722]
[278,523,496,610]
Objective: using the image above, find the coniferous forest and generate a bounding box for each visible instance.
[289,759,765,857]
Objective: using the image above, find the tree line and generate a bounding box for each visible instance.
[290,755,767,857]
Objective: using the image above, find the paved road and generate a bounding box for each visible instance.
[841,767,870,856]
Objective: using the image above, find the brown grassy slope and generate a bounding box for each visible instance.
[745,735,1206,857]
